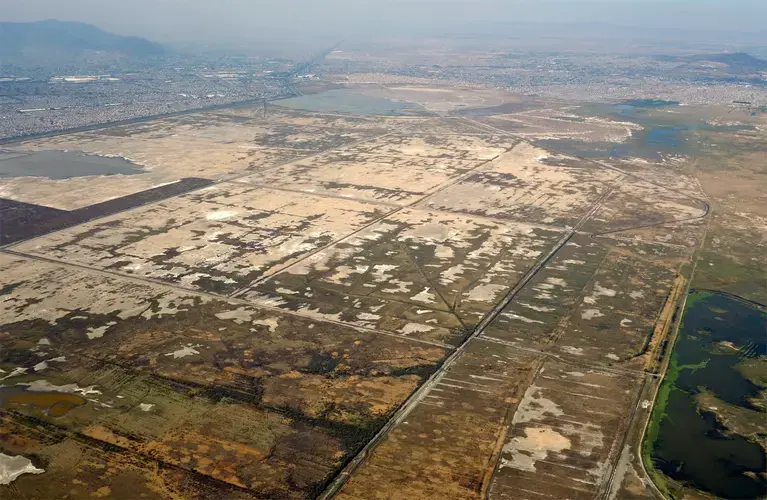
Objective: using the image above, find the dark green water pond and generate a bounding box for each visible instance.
[649,291,767,499]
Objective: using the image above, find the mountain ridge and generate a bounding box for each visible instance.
[0,20,165,65]
[655,52,767,74]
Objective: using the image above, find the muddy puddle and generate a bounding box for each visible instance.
[0,385,87,417]
[278,89,425,115]
[0,150,144,179]
[647,291,767,498]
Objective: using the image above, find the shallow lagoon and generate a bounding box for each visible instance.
[278,89,421,115]
[0,150,144,179]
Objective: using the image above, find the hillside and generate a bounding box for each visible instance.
[656,52,767,75]
[0,20,164,65]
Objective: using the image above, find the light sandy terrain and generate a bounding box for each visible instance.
[420,142,620,226]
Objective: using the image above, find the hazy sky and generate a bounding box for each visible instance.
[1,0,765,44]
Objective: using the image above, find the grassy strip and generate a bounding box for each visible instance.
[683,289,712,312]
[642,290,708,497]
[642,357,679,497]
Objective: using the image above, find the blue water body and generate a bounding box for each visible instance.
[539,99,694,160]
[613,104,638,116]
[539,123,691,160]
[609,100,679,119]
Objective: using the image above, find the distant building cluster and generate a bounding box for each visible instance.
[320,50,767,107]
[0,63,294,140]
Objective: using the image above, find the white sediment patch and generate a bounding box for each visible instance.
[327,265,368,284]
[560,422,604,458]
[500,383,574,472]
[513,386,565,424]
[381,279,413,294]
[0,453,44,485]
[86,321,117,340]
[434,245,454,259]
[466,283,507,302]
[277,239,317,255]
[500,427,571,472]
[287,247,353,275]
[8,380,101,396]
[253,317,280,332]
[439,264,466,285]
[518,302,555,312]
[125,262,144,272]
[546,277,568,286]
[206,210,238,221]
[146,295,197,317]
[252,293,288,307]
[581,309,604,320]
[371,264,398,282]
[583,283,617,306]
[593,283,617,297]
[295,306,344,323]
[215,307,254,323]
[1,367,28,380]
[561,346,585,356]
[139,403,155,412]
[510,246,543,259]
[165,344,201,359]
[401,323,434,335]
[357,312,381,321]
[410,287,436,304]
[503,312,544,324]
[401,222,451,242]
